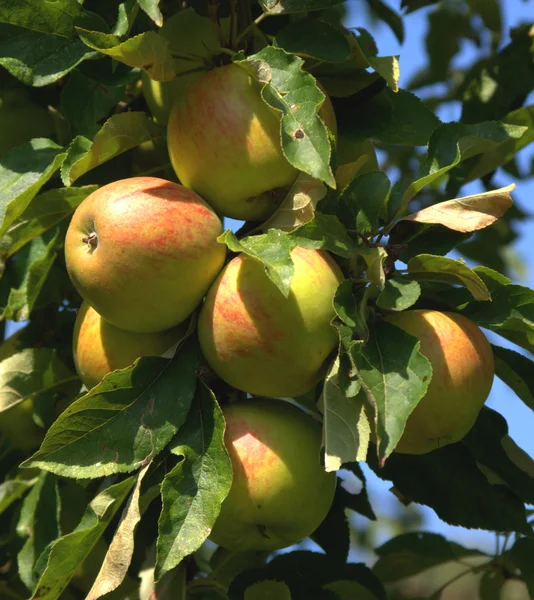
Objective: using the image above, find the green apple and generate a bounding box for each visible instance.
[210,399,336,551]
[0,87,54,157]
[383,309,494,454]
[168,64,337,221]
[198,246,343,398]
[73,301,185,389]
[65,176,226,333]
[142,8,222,125]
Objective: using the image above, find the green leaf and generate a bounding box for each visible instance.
[239,47,335,188]
[290,212,356,258]
[321,355,370,472]
[17,472,60,592]
[23,339,198,478]
[1,227,63,321]
[311,481,350,562]
[509,538,534,597]
[155,386,232,580]
[407,254,491,301]
[463,408,534,505]
[0,0,84,38]
[76,28,175,81]
[0,477,35,516]
[61,112,161,185]
[259,0,344,14]
[0,23,95,87]
[30,477,135,600]
[492,345,534,411]
[137,0,163,27]
[367,442,531,534]
[351,319,433,462]
[60,69,127,138]
[219,229,295,297]
[376,278,421,311]
[340,463,376,521]
[361,246,388,290]
[366,55,400,93]
[0,348,76,414]
[340,170,390,234]
[460,267,534,354]
[0,139,65,236]
[336,88,441,146]
[0,185,97,260]
[275,17,351,63]
[366,0,404,44]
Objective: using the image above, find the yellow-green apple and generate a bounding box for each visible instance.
[209,399,336,551]
[383,309,494,454]
[167,64,337,221]
[65,177,226,333]
[198,246,343,397]
[142,8,221,125]
[73,301,185,389]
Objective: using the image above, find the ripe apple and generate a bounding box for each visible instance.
[383,309,494,454]
[209,399,336,551]
[167,64,337,221]
[73,301,185,389]
[198,246,343,398]
[142,9,222,125]
[65,177,226,333]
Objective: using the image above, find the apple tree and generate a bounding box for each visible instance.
[1,1,534,599]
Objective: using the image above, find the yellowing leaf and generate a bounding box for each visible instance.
[402,183,515,232]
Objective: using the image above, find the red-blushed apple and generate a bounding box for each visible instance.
[383,309,494,454]
[167,64,337,221]
[72,302,185,389]
[65,177,226,333]
[198,246,343,398]
[209,399,336,551]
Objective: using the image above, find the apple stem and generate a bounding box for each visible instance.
[82,232,98,250]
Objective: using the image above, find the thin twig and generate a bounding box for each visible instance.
[235,11,268,47]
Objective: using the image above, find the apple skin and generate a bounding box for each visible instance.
[209,399,336,552]
[384,309,494,454]
[198,246,343,398]
[73,301,185,389]
[168,64,336,221]
[65,177,226,333]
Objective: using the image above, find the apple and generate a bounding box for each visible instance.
[65,177,226,333]
[142,9,222,126]
[167,64,337,221]
[198,246,343,398]
[209,399,336,551]
[73,301,185,389]
[0,393,43,452]
[383,309,494,454]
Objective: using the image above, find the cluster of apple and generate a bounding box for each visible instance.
[65,61,495,552]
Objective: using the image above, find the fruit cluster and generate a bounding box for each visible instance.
[65,61,494,552]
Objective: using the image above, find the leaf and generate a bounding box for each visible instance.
[244,581,292,600]
[0,139,65,236]
[0,478,35,516]
[22,338,198,479]
[340,170,390,234]
[0,23,95,87]
[492,345,534,411]
[239,47,335,187]
[376,278,421,311]
[462,408,534,506]
[260,173,327,233]
[1,227,63,321]
[402,184,515,233]
[0,0,84,38]
[350,320,433,462]
[459,267,534,354]
[76,29,174,81]
[219,229,295,297]
[259,0,345,14]
[290,212,356,258]
[311,481,350,561]
[30,477,135,600]
[509,538,534,597]
[275,17,351,63]
[137,0,163,27]
[407,254,491,301]
[0,185,97,260]
[86,464,151,600]
[321,355,370,472]
[17,472,60,592]
[366,55,400,93]
[0,348,76,414]
[336,88,441,146]
[155,386,232,580]
[366,0,404,43]
[61,112,161,185]
[361,246,388,290]
[367,442,531,534]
